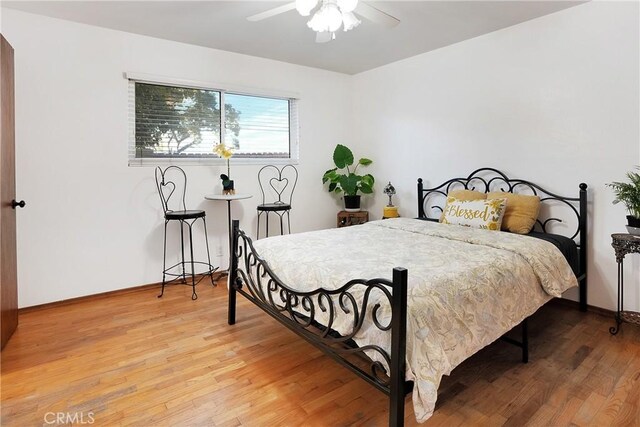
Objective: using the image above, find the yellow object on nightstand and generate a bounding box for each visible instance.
[383,206,399,218]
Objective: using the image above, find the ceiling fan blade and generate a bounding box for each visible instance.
[315,32,332,43]
[247,2,297,22]
[355,2,400,28]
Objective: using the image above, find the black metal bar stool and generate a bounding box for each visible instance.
[155,166,217,300]
[256,165,298,239]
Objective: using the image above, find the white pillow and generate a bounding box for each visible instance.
[441,197,507,231]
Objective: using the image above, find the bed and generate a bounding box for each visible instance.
[227,168,587,426]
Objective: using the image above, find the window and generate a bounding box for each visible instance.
[128,78,298,164]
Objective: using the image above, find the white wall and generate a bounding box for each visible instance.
[2,9,351,307]
[3,2,639,312]
[352,1,640,311]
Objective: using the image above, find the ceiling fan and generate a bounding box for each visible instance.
[247,0,400,43]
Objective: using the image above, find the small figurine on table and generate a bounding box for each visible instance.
[383,182,399,219]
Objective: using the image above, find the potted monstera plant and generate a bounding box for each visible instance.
[608,167,640,232]
[322,144,374,212]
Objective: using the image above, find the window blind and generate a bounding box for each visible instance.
[128,77,299,165]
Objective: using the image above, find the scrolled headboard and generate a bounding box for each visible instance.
[417,167,588,311]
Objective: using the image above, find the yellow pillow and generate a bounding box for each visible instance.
[441,197,507,231]
[439,189,486,222]
[487,192,540,234]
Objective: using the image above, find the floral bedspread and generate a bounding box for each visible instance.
[251,218,577,422]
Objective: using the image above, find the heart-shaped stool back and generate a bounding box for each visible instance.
[155,166,188,213]
[258,165,298,205]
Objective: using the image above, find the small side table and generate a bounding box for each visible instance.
[337,210,368,228]
[609,233,640,335]
[204,194,253,277]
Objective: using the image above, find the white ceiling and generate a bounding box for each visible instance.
[2,1,585,74]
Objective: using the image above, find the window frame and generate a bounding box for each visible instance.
[126,72,300,167]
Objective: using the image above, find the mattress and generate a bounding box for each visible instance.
[527,231,580,275]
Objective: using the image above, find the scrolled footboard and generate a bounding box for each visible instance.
[227,220,409,427]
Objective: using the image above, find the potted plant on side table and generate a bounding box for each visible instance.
[608,167,640,235]
[322,144,374,212]
[214,143,235,195]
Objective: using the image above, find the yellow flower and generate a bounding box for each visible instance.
[488,199,504,210]
[214,143,234,159]
[488,221,499,230]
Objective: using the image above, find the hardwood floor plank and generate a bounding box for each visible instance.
[1,283,639,426]
[571,392,607,426]
[611,401,640,426]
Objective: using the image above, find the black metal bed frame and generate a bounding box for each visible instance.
[417,167,588,311]
[228,168,588,427]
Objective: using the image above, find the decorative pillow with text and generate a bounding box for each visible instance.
[441,197,507,231]
[439,189,487,222]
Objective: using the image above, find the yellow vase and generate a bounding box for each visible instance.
[383,206,399,219]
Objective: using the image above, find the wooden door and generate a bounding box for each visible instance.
[1,34,18,350]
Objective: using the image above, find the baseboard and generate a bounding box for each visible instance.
[18,272,226,314]
[550,298,614,317]
[19,279,613,317]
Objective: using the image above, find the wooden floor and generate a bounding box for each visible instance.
[1,282,639,426]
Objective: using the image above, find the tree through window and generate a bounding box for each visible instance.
[132,81,295,161]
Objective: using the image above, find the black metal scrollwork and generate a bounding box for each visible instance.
[232,229,397,389]
[418,167,586,243]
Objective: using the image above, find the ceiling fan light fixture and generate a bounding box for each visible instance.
[307,10,326,32]
[337,0,358,13]
[342,11,361,32]
[307,2,343,33]
[296,0,318,17]
[247,0,399,43]
[324,3,343,32]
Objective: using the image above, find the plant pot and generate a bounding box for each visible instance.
[626,215,640,228]
[344,195,361,212]
[222,179,235,195]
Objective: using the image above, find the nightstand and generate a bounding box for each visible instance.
[609,233,640,335]
[337,210,368,228]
